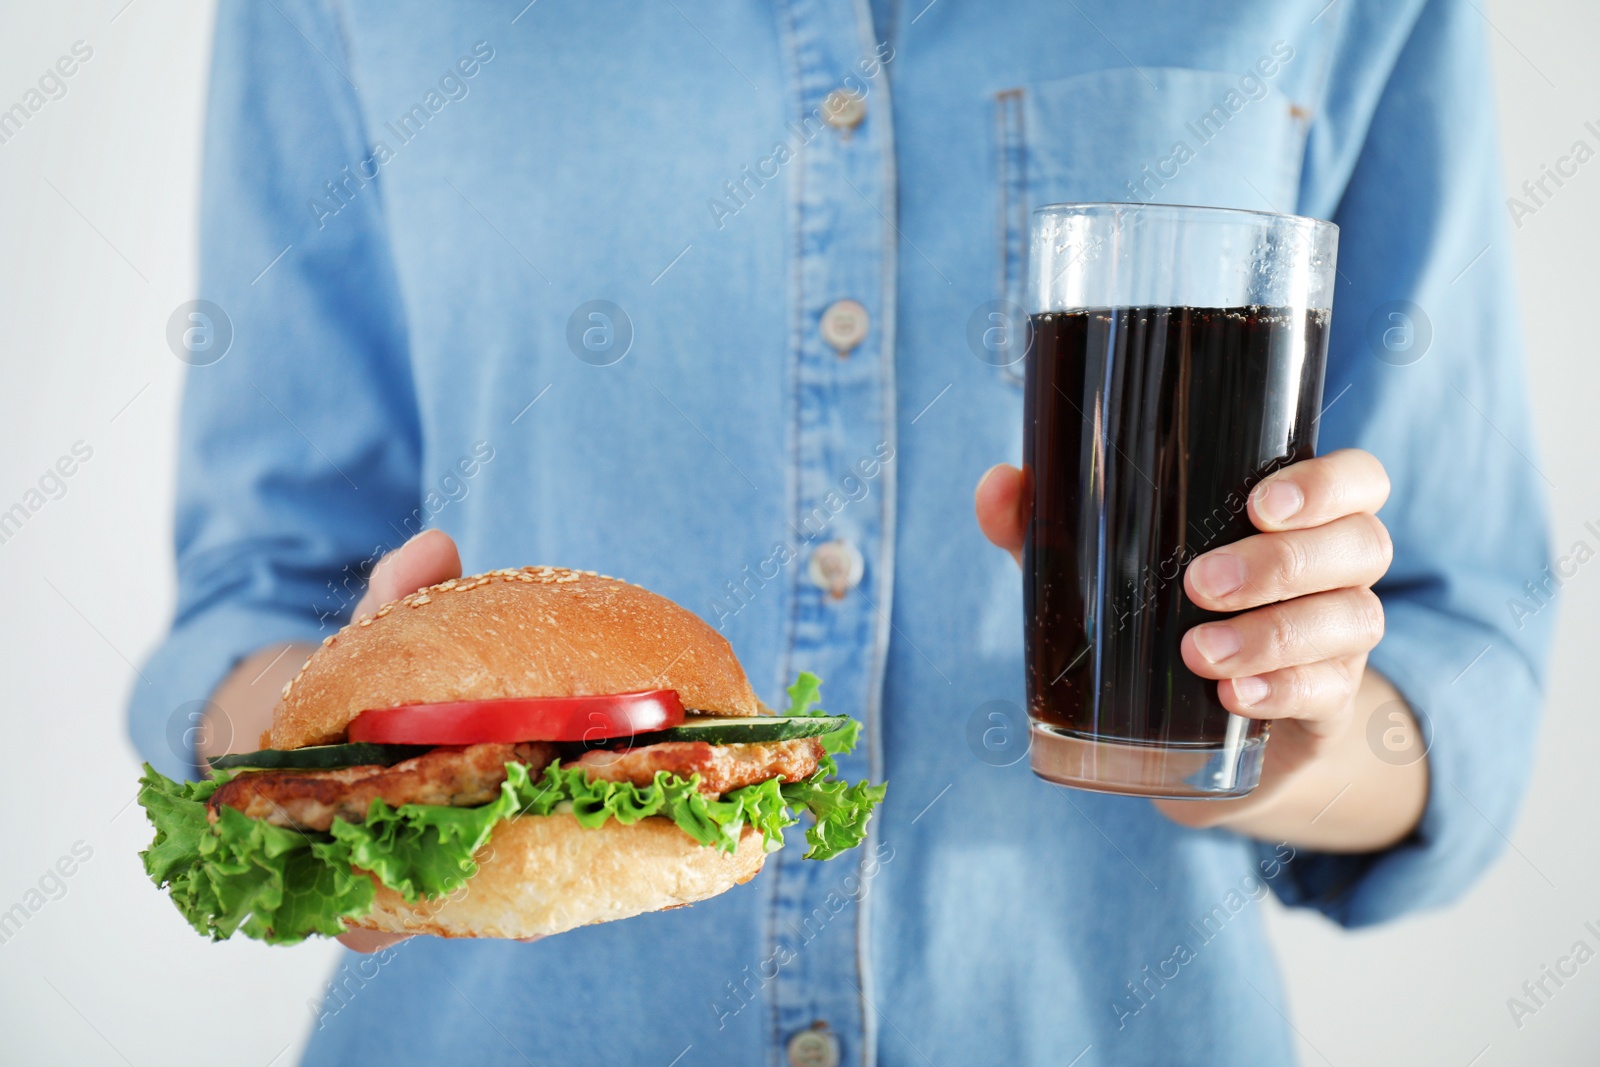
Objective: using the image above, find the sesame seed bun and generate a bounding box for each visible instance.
[344,815,771,939]
[270,566,762,750]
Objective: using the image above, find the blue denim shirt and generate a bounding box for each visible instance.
[129,1,1554,1063]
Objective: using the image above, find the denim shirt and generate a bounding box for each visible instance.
[129,1,1554,1063]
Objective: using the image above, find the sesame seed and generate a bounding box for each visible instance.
[322,635,335,646]
[281,681,293,698]
[412,595,432,606]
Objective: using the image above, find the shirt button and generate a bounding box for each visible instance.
[823,88,867,130]
[787,1026,841,1067]
[808,539,864,599]
[820,299,869,356]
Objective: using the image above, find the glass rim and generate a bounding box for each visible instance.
[1032,200,1336,233]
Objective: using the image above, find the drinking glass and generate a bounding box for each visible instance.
[1024,202,1338,798]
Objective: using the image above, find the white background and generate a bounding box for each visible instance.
[0,2,1594,1064]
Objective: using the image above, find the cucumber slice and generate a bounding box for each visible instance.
[207,742,432,773]
[207,716,853,769]
[626,715,851,747]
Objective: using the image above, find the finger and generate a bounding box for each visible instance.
[1216,656,1366,728]
[1249,448,1391,532]
[338,929,411,953]
[975,464,1026,565]
[352,530,463,617]
[1185,513,1393,612]
[1182,587,1385,680]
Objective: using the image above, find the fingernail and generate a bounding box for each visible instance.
[1232,675,1270,706]
[1193,624,1242,664]
[1190,553,1246,598]
[1255,479,1304,525]
[976,464,1009,499]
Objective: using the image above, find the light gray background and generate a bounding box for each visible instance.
[0,3,1592,1064]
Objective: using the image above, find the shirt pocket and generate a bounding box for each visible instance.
[995,66,1309,383]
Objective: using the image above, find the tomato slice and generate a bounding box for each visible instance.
[345,690,685,745]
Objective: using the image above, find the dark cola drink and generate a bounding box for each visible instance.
[1023,306,1329,768]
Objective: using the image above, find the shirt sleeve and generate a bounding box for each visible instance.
[1255,0,1557,926]
[127,0,420,781]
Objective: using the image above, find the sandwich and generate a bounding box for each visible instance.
[137,566,885,944]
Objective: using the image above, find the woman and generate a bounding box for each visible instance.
[131,0,1551,1062]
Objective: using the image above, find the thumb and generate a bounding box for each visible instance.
[353,530,463,618]
[975,464,1028,568]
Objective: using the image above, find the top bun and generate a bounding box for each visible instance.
[271,567,762,750]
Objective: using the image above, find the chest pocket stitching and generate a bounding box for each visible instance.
[995,66,1309,393]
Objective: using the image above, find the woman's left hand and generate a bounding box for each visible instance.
[976,447,1398,826]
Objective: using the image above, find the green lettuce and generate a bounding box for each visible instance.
[786,671,825,716]
[138,772,377,943]
[317,762,532,902]
[777,671,886,857]
[780,777,888,860]
[138,674,885,944]
[786,671,862,774]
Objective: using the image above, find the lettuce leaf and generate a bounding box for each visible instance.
[786,670,862,775]
[514,762,796,854]
[317,762,533,902]
[137,761,814,944]
[781,776,889,861]
[137,675,885,944]
[138,771,376,943]
[786,672,825,716]
[137,772,218,885]
[210,808,375,942]
[774,672,885,856]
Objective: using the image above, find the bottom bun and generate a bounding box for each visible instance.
[345,813,772,939]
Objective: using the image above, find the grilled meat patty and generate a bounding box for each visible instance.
[575,738,823,796]
[208,742,556,832]
[209,737,823,832]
